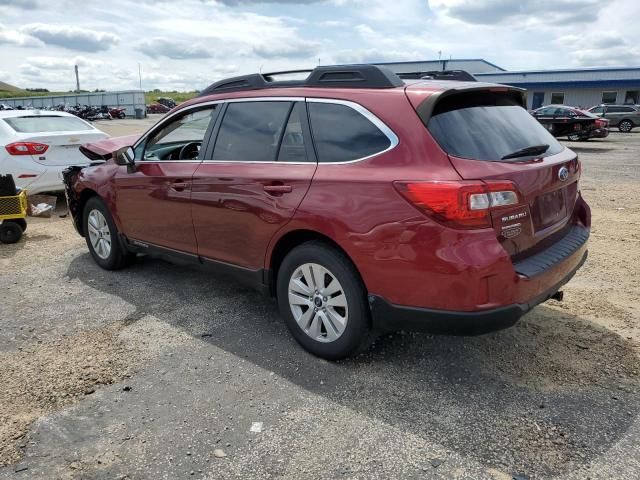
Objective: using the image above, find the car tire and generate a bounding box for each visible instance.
[83,196,133,270]
[277,241,372,360]
[0,221,23,244]
[619,120,633,133]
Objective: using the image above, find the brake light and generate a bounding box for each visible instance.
[5,142,49,156]
[394,180,520,229]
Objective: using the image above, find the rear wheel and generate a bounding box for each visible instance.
[83,197,132,270]
[0,222,23,244]
[277,242,372,360]
[619,120,633,132]
[5,218,26,232]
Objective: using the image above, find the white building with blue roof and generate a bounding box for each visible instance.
[375,59,640,110]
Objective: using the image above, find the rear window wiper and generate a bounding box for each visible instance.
[501,144,549,160]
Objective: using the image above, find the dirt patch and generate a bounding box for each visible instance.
[475,311,640,390]
[0,324,139,466]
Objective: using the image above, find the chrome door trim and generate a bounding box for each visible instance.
[133,96,399,166]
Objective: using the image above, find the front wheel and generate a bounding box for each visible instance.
[83,197,133,270]
[277,242,372,360]
[619,120,633,133]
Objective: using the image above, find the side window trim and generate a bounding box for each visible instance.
[305,97,399,164]
[202,101,228,161]
[133,101,222,162]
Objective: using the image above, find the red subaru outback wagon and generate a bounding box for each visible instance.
[64,65,590,360]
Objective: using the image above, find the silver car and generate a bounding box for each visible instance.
[588,104,640,132]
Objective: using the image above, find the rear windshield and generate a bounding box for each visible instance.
[427,92,564,161]
[3,115,94,133]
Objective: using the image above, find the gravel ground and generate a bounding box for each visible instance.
[0,124,638,480]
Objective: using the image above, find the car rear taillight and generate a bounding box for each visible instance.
[5,142,49,156]
[394,180,520,229]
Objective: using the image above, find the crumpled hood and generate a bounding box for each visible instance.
[79,134,139,160]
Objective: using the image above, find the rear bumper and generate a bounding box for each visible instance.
[370,248,587,335]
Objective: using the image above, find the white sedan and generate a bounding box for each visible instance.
[0,110,108,194]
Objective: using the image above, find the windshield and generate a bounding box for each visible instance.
[426,92,564,161]
[3,115,94,133]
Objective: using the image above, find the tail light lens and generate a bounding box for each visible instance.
[394,180,520,229]
[5,142,49,156]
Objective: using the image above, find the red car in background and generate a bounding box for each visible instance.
[146,103,170,114]
[63,65,590,359]
[532,105,609,141]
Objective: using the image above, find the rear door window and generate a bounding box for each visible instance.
[3,115,94,132]
[308,102,391,163]
[213,101,291,162]
[426,92,564,161]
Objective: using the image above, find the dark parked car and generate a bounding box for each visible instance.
[63,65,590,359]
[146,103,170,114]
[156,97,177,109]
[588,104,640,132]
[532,105,609,140]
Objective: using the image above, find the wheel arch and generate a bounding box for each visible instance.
[73,188,99,236]
[267,229,367,298]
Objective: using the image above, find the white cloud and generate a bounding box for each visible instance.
[21,23,119,52]
[0,24,43,47]
[1,0,639,91]
[139,38,213,60]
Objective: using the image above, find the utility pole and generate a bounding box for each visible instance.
[74,65,80,92]
[138,63,142,89]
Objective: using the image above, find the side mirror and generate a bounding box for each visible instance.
[115,146,135,167]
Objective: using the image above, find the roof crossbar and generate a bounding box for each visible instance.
[396,70,477,82]
[198,64,405,96]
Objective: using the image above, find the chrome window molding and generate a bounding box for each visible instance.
[305,97,399,164]
[133,96,399,165]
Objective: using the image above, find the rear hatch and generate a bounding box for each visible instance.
[3,114,108,166]
[407,84,580,258]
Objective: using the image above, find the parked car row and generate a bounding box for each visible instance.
[530,103,639,141]
[531,105,609,141]
[0,102,126,120]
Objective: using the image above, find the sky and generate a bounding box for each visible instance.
[0,0,638,92]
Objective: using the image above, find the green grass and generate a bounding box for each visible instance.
[145,91,198,105]
[0,90,54,99]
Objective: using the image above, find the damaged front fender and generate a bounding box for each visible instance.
[62,166,87,235]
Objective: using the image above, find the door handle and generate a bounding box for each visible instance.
[170,180,190,191]
[263,185,292,195]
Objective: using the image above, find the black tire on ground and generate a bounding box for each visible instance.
[4,218,26,232]
[0,221,23,244]
[619,120,633,133]
[276,241,372,360]
[83,196,133,270]
[567,133,588,141]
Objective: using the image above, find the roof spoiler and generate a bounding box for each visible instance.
[198,65,405,96]
[396,70,477,82]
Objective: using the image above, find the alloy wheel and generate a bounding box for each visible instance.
[288,263,348,343]
[87,209,112,260]
[619,121,632,133]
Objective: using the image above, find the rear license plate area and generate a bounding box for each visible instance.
[531,188,567,230]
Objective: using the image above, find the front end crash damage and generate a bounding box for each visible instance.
[62,134,139,236]
[62,165,90,235]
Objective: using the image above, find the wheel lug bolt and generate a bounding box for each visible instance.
[323,297,327,301]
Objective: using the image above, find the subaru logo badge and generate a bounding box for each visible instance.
[558,166,569,182]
